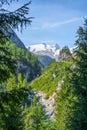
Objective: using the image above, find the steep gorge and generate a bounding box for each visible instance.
[29,80,64,120]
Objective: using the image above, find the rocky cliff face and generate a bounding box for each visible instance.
[16,59,41,82]
[1,26,26,50]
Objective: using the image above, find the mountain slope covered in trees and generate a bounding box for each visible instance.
[30,20,87,129]
[7,42,42,81]
[0,1,54,130]
[30,59,72,97]
[0,0,87,129]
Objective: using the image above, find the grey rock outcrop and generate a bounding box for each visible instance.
[1,25,26,50]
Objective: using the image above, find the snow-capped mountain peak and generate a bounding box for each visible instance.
[28,43,60,58]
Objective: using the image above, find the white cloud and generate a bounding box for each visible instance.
[42,17,82,29]
[30,17,82,30]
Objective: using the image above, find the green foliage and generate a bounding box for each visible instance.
[0,35,15,83]
[0,1,87,129]
[55,19,87,130]
[0,73,29,130]
[69,19,87,130]
[23,97,55,130]
[0,0,32,82]
[30,59,72,97]
[0,73,54,130]
[0,0,32,31]
[55,72,74,130]
[0,1,48,130]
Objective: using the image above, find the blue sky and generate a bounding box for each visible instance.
[8,0,87,47]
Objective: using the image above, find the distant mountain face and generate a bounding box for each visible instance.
[1,26,26,50]
[35,55,52,66]
[28,43,60,59]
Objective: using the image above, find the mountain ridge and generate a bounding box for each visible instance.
[1,25,26,50]
[27,43,77,62]
[28,43,60,59]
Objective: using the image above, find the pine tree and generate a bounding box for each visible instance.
[0,0,32,129]
[55,19,87,130]
[69,19,87,130]
[23,97,55,130]
[0,74,29,130]
[0,0,32,82]
[55,70,73,130]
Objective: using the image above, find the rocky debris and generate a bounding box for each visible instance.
[33,80,64,120]
[57,80,64,90]
[53,73,56,78]
[28,80,64,120]
[34,91,56,120]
